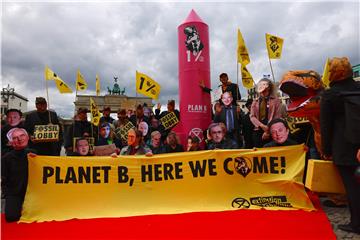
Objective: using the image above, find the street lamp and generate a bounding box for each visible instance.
[2,84,15,111]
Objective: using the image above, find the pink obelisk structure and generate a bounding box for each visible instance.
[173,9,212,146]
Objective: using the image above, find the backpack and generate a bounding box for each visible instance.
[339,90,360,144]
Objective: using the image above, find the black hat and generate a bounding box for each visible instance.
[35,97,47,104]
[5,108,22,117]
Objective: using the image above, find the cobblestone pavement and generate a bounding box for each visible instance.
[320,198,360,240]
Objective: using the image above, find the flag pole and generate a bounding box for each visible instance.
[268,56,276,83]
[45,73,53,124]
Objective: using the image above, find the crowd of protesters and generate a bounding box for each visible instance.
[1,60,359,233]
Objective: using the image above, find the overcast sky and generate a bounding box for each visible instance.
[2,1,359,118]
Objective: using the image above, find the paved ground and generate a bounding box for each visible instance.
[320,197,360,239]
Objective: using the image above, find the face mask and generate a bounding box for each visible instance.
[105,126,110,138]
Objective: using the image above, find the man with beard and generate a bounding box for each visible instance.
[24,97,63,156]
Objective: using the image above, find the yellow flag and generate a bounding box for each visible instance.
[322,58,330,89]
[266,33,284,59]
[241,65,254,89]
[44,66,58,80]
[136,71,161,100]
[237,28,250,65]
[96,74,100,96]
[76,70,88,91]
[90,97,101,126]
[54,78,73,93]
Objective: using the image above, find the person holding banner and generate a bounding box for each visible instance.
[64,108,92,155]
[164,132,184,153]
[320,57,360,234]
[206,123,237,150]
[119,129,152,156]
[250,79,283,148]
[96,122,122,150]
[68,138,93,156]
[147,131,166,154]
[1,128,36,222]
[263,118,297,147]
[24,97,63,156]
[187,136,201,151]
[1,109,24,156]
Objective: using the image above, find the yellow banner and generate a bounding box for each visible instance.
[20,145,314,223]
[266,33,284,59]
[76,70,88,91]
[237,28,250,65]
[241,65,254,89]
[44,66,57,81]
[89,97,101,126]
[136,71,161,100]
[54,78,73,94]
[96,74,100,96]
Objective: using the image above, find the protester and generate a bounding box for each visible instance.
[119,129,152,156]
[143,103,153,118]
[187,136,201,151]
[241,99,254,149]
[148,116,165,142]
[263,118,297,147]
[113,109,130,147]
[320,57,360,234]
[68,138,93,156]
[155,100,180,139]
[206,123,237,150]
[1,109,24,155]
[200,73,241,104]
[113,109,129,128]
[214,92,241,147]
[64,108,92,155]
[24,97,63,156]
[138,121,150,143]
[100,106,115,124]
[96,122,121,149]
[147,131,165,154]
[250,78,283,147]
[164,131,184,153]
[1,128,36,222]
[155,100,180,121]
[130,104,150,127]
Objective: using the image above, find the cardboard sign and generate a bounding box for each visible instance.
[160,112,179,130]
[72,137,95,152]
[115,121,135,141]
[32,124,60,142]
[93,144,116,156]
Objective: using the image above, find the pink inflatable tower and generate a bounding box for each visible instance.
[173,9,212,146]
